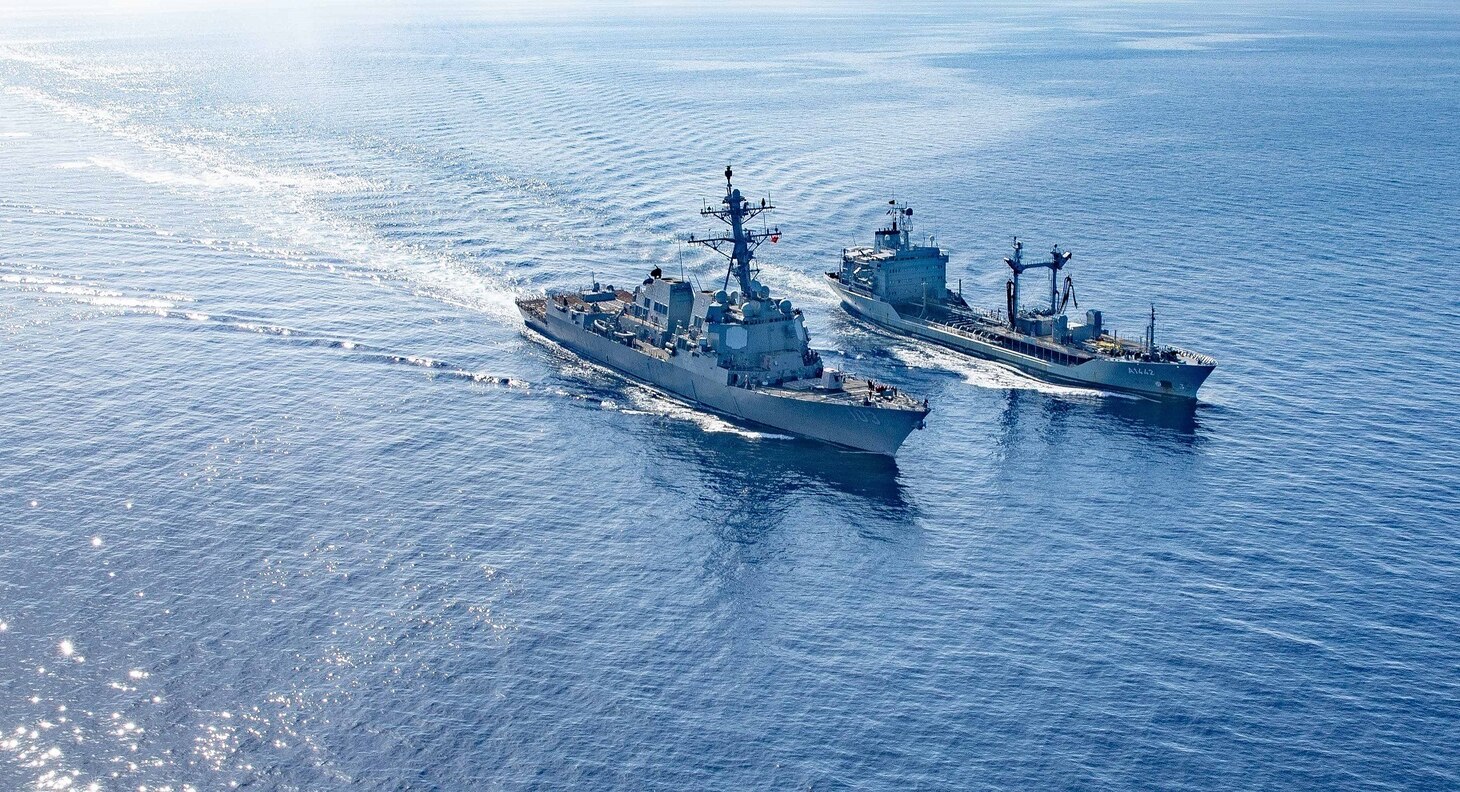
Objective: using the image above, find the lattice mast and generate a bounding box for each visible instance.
[686,167,780,297]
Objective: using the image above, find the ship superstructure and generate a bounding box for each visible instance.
[826,202,1216,400]
[517,170,929,454]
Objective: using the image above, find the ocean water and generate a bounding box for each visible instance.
[2,1,1458,789]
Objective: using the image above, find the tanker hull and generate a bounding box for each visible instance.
[829,277,1213,401]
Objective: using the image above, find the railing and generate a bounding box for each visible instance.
[1171,347,1218,366]
[963,307,1004,323]
[901,312,1094,367]
[836,276,876,298]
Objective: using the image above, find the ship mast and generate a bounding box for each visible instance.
[686,166,779,298]
[1004,238,1072,328]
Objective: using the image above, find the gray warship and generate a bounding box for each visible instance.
[826,202,1216,400]
[516,170,929,455]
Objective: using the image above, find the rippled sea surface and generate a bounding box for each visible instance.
[3,2,1458,789]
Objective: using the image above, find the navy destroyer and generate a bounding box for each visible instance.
[517,170,929,455]
[826,203,1216,400]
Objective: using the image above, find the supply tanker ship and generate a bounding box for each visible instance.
[826,203,1215,400]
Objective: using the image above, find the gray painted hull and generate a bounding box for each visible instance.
[520,303,925,455]
[829,278,1213,400]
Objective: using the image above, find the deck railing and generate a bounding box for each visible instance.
[900,312,1094,367]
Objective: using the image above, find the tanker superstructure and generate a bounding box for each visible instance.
[826,202,1215,400]
[517,170,928,455]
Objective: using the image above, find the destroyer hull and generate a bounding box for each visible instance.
[829,278,1212,400]
[519,301,924,455]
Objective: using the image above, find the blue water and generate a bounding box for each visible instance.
[2,2,1458,789]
